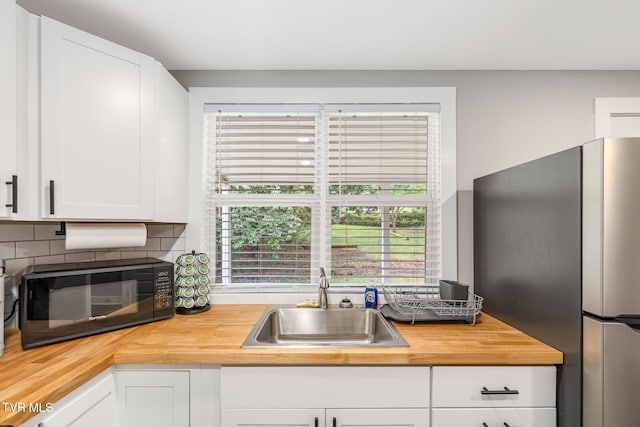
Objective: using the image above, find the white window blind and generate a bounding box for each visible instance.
[326,111,440,284]
[328,112,430,193]
[210,111,316,194]
[204,105,441,286]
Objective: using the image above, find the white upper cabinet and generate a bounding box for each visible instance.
[155,63,188,223]
[40,16,156,220]
[0,0,17,218]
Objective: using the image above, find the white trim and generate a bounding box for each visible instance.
[187,87,457,286]
[594,97,640,138]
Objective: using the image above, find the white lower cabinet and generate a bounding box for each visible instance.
[220,367,430,427]
[115,369,190,427]
[113,365,221,427]
[22,365,555,427]
[431,366,557,427]
[23,370,116,427]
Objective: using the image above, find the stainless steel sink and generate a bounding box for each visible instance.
[242,305,409,348]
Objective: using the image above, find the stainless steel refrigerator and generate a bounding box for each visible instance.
[582,138,640,427]
[474,137,640,427]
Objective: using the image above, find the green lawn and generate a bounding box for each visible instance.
[331,224,425,260]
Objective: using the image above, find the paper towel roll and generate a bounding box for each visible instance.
[64,223,147,250]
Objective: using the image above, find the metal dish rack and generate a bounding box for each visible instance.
[381,285,483,325]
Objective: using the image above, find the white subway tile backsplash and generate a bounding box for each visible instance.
[65,252,95,263]
[0,242,16,259]
[34,224,65,240]
[160,237,185,252]
[16,240,50,258]
[34,255,66,265]
[135,237,161,251]
[0,224,34,242]
[50,239,73,255]
[94,251,122,261]
[121,251,142,259]
[5,257,34,274]
[0,222,185,273]
[147,251,173,262]
[173,224,186,238]
[146,224,174,238]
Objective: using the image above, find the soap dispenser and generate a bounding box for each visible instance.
[364,285,378,309]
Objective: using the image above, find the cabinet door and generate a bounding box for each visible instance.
[40,16,156,220]
[116,370,190,427]
[222,409,324,427]
[39,373,116,427]
[154,62,188,223]
[0,0,17,218]
[327,409,429,427]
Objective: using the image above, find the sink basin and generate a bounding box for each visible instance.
[242,305,409,348]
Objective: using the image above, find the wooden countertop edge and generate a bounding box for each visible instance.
[2,353,115,426]
[112,349,563,366]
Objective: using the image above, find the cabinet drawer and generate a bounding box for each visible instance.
[432,366,556,407]
[221,366,429,408]
[432,408,556,427]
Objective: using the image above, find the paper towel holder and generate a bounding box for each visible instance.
[55,221,66,236]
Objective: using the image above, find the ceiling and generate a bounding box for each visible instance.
[16,0,640,71]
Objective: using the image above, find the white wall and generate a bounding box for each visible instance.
[171,70,640,286]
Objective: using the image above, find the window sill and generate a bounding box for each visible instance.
[209,286,385,306]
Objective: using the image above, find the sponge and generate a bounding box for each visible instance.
[296,299,320,308]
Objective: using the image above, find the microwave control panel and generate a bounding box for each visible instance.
[154,265,174,315]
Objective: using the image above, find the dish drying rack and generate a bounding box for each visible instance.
[381,285,483,325]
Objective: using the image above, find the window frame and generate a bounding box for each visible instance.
[187,87,457,297]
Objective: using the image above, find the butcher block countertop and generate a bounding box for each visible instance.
[0,304,562,425]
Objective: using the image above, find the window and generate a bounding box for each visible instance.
[204,102,443,287]
[325,110,440,284]
[191,87,456,290]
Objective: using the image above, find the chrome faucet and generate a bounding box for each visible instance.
[319,267,330,309]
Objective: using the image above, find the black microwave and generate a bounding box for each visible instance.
[19,258,174,349]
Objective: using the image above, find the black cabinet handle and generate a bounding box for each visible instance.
[333,417,337,427]
[482,423,511,427]
[314,417,318,427]
[481,386,519,395]
[49,180,55,215]
[5,175,17,213]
